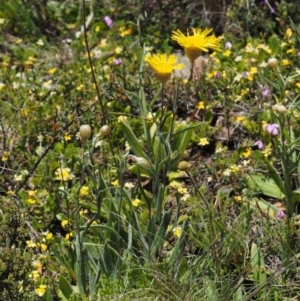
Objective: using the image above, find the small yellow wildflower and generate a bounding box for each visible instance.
[172,226,182,238]
[178,187,188,195]
[61,220,69,227]
[198,137,209,146]
[296,82,300,88]
[132,199,141,207]
[235,116,246,123]
[223,50,231,57]
[196,101,205,109]
[42,80,52,88]
[230,165,240,173]
[37,243,47,252]
[99,38,107,47]
[33,260,43,273]
[242,148,252,158]
[261,145,272,157]
[111,179,119,186]
[0,18,5,24]
[65,232,73,240]
[80,209,88,216]
[117,115,127,123]
[286,48,294,54]
[282,59,290,66]
[125,182,135,189]
[26,241,37,248]
[171,28,222,62]
[45,232,53,240]
[145,53,184,84]
[119,26,132,37]
[31,270,40,281]
[36,39,44,46]
[55,167,74,181]
[241,88,249,96]
[250,67,258,75]
[76,84,84,91]
[257,44,272,54]
[64,133,72,141]
[285,28,293,38]
[27,198,36,205]
[14,38,23,44]
[1,151,9,161]
[48,67,57,75]
[181,193,191,201]
[7,190,14,196]
[235,196,242,202]
[79,186,89,197]
[146,112,155,123]
[0,83,5,90]
[115,46,122,54]
[27,190,37,197]
[95,25,100,32]
[35,284,47,297]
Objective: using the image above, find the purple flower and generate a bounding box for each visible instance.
[103,16,113,28]
[262,88,270,98]
[225,42,232,50]
[113,58,122,65]
[265,123,279,135]
[254,140,264,149]
[297,51,300,58]
[242,71,249,78]
[277,210,285,219]
[214,72,221,79]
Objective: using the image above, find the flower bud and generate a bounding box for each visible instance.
[272,104,287,114]
[178,161,191,171]
[128,155,150,168]
[268,58,278,68]
[99,125,111,137]
[79,125,92,142]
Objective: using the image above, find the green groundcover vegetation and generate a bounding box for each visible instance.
[1,0,300,300]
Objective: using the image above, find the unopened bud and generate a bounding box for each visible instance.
[129,155,150,168]
[268,58,278,68]
[99,125,111,137]
[272,104,287,114]
[79,125,92,142]
[178,161,191,171]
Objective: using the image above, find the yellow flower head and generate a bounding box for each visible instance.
[171,28,222,62]
[144,53,184,84]
[55,167,74,181]
[172,226,182,238]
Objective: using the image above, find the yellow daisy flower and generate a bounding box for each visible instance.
[145,53,184,84]
[171,28,222,62]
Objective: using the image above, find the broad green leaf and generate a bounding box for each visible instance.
[167,171,188,180]
[167,220,188,267]
[248,173,285,200]
[150,208,172,257]
[59,275,73,300]
[249,197,279,217]
[42,288,53,301]
[120,119,144,157]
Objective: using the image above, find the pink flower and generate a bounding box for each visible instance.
[103,16,113,28]
[262,88,270,98]
[225,42,232,50]
[265,123,279,135]
[254,140,264,149]
[113,58,122,65]
[277,210,285,219]
[242,71,249,78]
